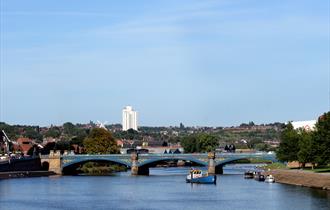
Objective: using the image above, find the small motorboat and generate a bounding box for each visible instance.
[186,169,216,184]
[265,175,275,183]
[244,171,254,179]
[254,172,265,181]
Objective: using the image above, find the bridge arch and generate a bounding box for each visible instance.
[134,157,207,175]
[62,158,131,175]
[138,157,207,168]
[214,155,277,174]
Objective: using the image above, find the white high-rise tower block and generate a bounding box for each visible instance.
[122,106,138,131]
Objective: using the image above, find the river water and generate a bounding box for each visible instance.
[0,165,329,210]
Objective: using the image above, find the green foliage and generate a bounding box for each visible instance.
[181,133,218,153]
[24,127,43,142]
[63,122,79,136]
[297,129,313,165]
[55,140,71,151]
[277,112,330,167]
[181,135,198,153]
[45,127,61,138]
[276,123,300,162]
[254,143,269,151]
[114,128,140,140]
[312,112,330,165]
[0,122,19,140]
[197,133,219,152]
[262,162,287,170]
[83,128,120,154]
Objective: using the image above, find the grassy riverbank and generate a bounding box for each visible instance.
[264,169,330,190]
[261,162,287,170]
[302,166,330,173]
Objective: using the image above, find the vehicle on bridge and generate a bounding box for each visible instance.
[186,169,216,184]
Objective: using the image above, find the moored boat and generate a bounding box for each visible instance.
[254,172,265,181]
[244,171,254,179]
[265,175,275,183]
[186,169,216,184]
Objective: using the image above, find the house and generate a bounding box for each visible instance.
[16,137,34,155]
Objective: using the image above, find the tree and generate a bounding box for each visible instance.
[196,133,218,152]
[24,127,43,142]
[45,127,61,138]
[83,128,120,154]
[55,140,71,151]
[181,133,218,153]
[63,122,78,136]
[312,112,330,165]
[276,123,300,162]
[181,135,198,153]
[297,129,313,167]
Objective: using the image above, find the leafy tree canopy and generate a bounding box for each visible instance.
[312,112,330,165]
[276,123,300,162]
[181,133,219,153]
[83,128,120,154]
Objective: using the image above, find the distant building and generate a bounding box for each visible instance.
[16,137,34,155]
[122,106,138,131]
[290,120,316,131]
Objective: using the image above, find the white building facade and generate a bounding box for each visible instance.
[291,120,316,131]
[122,106,138,131]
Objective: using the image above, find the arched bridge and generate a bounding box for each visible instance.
[41,151,277,175]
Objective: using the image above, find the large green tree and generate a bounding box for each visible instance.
[297,129,313,167]
[181,135,198,153]
[83,128,120,154]
[196,133,219,152]
[276,123,300,162]
[181,133,218,153]
[312,112,330,165]
[63,122,78,136]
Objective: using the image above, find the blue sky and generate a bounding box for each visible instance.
[0,0,329,127]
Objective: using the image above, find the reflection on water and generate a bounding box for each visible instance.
[0,165,329,210]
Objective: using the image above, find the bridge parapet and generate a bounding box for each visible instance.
[61,154,132,168]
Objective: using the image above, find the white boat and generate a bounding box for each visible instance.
[265,175,275,183]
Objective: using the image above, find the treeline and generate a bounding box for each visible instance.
[28,128,119,155]
[1,121,285,153]
[277,112,330,167]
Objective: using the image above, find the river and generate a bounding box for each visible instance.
[0,165,329,210]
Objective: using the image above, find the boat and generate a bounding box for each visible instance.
[244,171,254,179]
[265,175,275,183]
[254,172,265,181]
[186,169,216,184]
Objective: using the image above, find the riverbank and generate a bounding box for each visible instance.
[264,169,330,190]
[0,171,56,179]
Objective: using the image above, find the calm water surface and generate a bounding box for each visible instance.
[0,165,329,210]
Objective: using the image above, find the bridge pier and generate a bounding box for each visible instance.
[131,152,139,175]
[207,152,216,175]
[131,152,149,175]
[42,150,62,175]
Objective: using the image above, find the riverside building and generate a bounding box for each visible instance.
[122,106,138,131]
